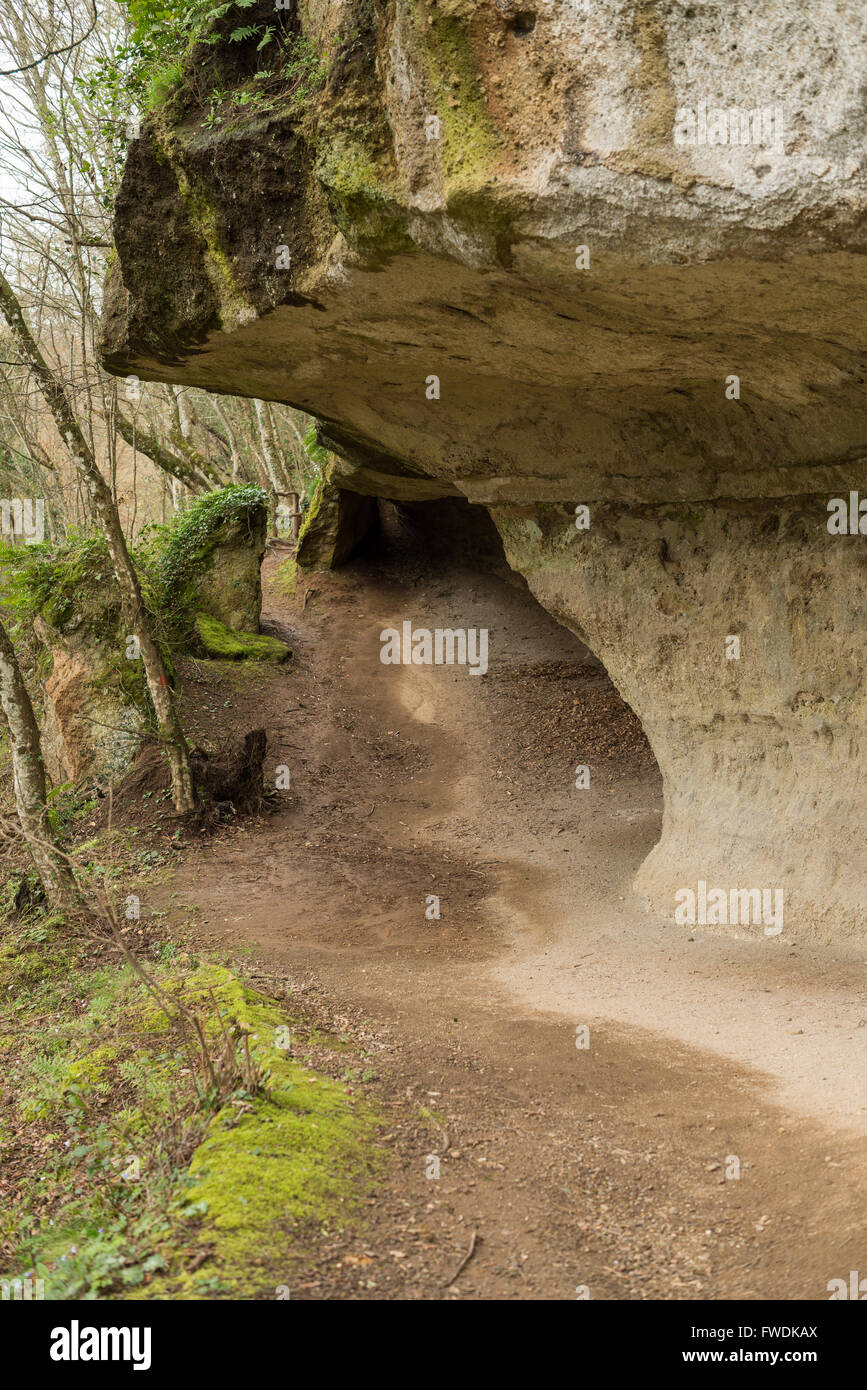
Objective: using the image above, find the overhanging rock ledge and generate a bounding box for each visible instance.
[100,0,867,943]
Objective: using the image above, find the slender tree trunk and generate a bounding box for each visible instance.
[170,388,191,513]
[84,468,195,810]
[169,385,227,491]
[0,269,197,813]
[212,399,245,483]
[281,410,312,497]
[0,615,79,905]
[254,399,289,493]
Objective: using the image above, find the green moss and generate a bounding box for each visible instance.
[169,1075,376,1296]
[663,506,702,535]
[128,961,249,1036]
[416,1,503,192]
[8,535,118,636]
[274,556,298,597]
[2,532,173,725]
[0,942,49,992]
[171,161,254,331]
[140,483,268,638]
[20,1043,123,1123]
[2,930,384,1300]
[313,133,411,251]
[129,974,383,1299]
[314,133,386,207]
[302,4,411,253]
[65,1045,121,1087]
[290,469,339,572]
[194,612,290,664]
[295,472,326,547]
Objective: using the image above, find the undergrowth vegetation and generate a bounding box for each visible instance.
[0,875,382,1299]
[107,0,331,127]
[2,483,268,651]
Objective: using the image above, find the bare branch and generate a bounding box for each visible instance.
[0,1,98,77]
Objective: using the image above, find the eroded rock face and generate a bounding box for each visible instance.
[494,501,866,940]
[192,503,268,634]
[101,0,867,940]
[34,616,146,787]
[295,464,378,571]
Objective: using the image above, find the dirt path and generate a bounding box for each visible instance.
[152,535,866,1300]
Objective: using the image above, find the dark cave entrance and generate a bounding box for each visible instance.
[341,494,661,809]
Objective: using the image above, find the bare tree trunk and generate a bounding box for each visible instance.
[254,398,289,495]
[279,409,312,496]
[0,269,197,813]
[169,384,228,493]
[212,399,245,483]
[169,387,191,512]
[0,614,79,905]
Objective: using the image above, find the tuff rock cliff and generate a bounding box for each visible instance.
[100,0,867,942]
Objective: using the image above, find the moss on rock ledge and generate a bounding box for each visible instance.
[155,987,382,1299]
[0,913,383,1301]
[146,484,270,638]
[194,612,290,663]
[3,487,280,785]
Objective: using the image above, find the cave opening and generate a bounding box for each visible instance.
[338,494,663,886]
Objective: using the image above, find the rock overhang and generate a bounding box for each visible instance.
[99,0,867,941]
[101,239,867,506]
[99,0,867,507]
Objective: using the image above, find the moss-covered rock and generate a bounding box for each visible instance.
[149,485,270,636]
[7,489,277,785]
[0,924,384,1301]
[14,538,153,786]
[194,612,290,664]
[146,486,291,666]
[124,967,383,1300]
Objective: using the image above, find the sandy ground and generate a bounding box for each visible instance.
[149,519,866,1300]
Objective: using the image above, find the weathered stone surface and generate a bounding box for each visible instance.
[190,501,269,634]
[295,463,378,571]
[35,616,145,786]
[101,1,867,940]
[494,500,866,941]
